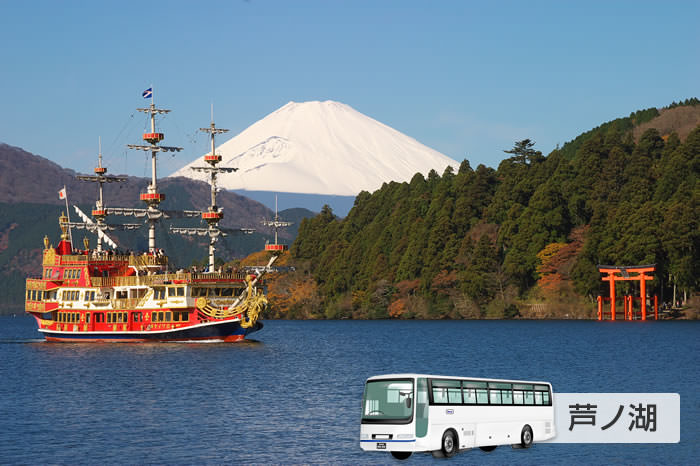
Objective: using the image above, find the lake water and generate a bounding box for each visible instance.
[0,316,697,465]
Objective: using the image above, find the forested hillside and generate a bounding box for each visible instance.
[275,101,699,319]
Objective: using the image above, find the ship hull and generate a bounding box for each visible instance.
[38,319,263,343]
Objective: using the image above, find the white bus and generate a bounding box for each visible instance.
[360,374,555,460]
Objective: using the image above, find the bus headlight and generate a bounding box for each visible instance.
[360,434,369,440]
[397,434,413,439]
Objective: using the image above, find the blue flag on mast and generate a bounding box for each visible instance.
[142,88,153,99]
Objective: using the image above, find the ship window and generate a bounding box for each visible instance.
[176,287,184,297]
[86,313,90,324]
[221,288,234,297]
[158,311,164,322]
[168,287,176,297]
[164,311,171,321]
[77,270,81,279]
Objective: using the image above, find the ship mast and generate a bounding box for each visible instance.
[262,195,293,251]
[171,110,243,271]
[127,96,183,253]
[75,138,130,251]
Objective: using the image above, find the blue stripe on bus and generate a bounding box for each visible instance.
[360,439,416,443]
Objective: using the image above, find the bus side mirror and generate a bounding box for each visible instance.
[406,398,412,409]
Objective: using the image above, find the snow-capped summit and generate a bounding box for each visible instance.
[170,100,459,196]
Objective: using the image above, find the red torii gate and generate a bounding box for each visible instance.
[597,265,658,321]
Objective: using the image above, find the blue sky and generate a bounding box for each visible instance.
[1,0,698,182]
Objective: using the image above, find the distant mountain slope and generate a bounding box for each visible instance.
[171,100,459,196]
[0,143,281,234]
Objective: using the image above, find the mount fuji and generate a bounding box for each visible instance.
[170,101,459,198]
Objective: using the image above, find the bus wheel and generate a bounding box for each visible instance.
[520,425,533,448]
[441,430,458,458]
[391,451,412,460]
[479,445,497,452]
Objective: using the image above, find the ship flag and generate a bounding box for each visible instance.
[142,87,153,99]
[58,187,66,200]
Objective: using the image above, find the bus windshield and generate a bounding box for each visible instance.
[361,379,414,424]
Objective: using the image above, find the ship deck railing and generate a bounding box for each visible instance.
[44,252,169,267]
[90,271,250,288]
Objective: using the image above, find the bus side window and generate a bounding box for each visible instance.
[431,379,461,404]
[488,382,513,405]
[524,390,534,405]
[463,388,477,404]
[502,388,513,404]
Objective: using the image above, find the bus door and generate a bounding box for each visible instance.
[416,378,429,438]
